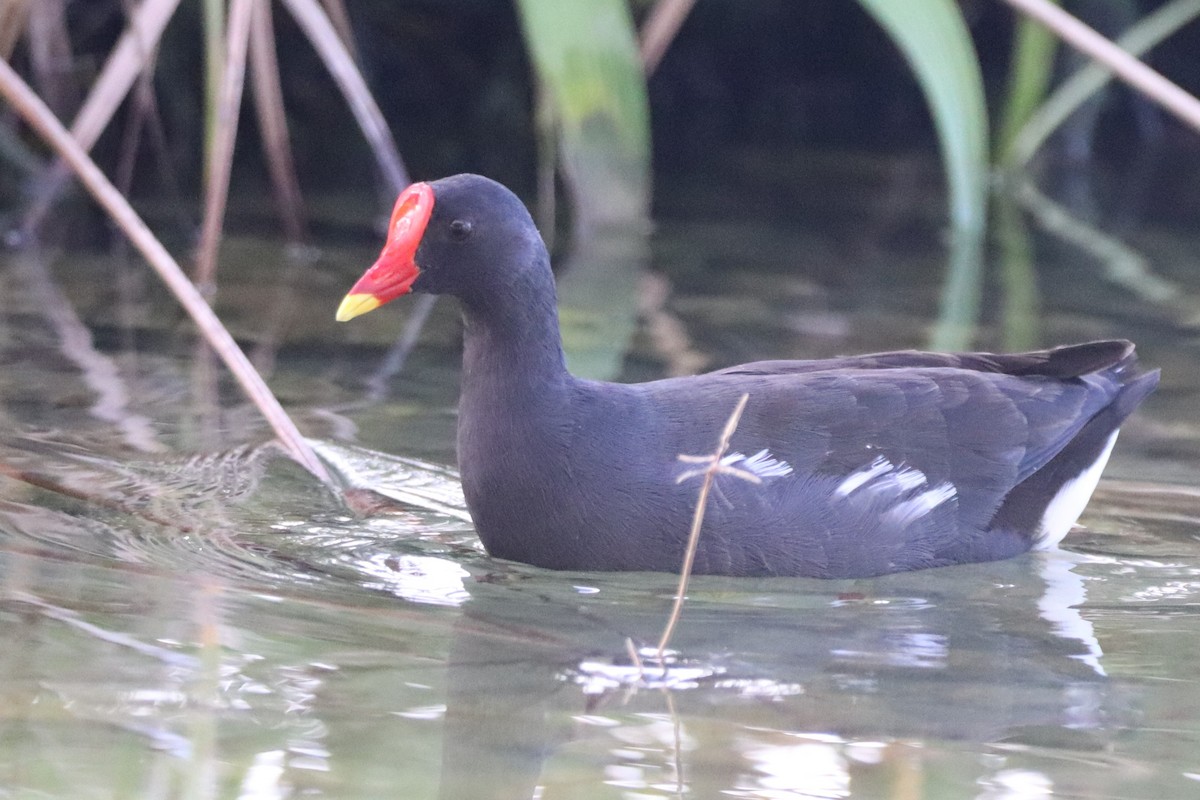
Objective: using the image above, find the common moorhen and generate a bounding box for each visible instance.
[337,174,1158,578]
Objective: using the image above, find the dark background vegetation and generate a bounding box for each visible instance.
[6,0,1200,226]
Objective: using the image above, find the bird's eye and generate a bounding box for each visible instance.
[449,219,473,241]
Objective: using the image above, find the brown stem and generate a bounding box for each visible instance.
[1000,0,1200,133]
[639,0,696,76]
[278,0,409,193]
[21,0,183,235]
[0,0,32,60]
[249,0,307,243]
[25,0,77,118]
[0,57,332,483]
[194,0,254,289]
[319,0,358,55]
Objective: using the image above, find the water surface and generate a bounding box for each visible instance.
[1,155,1199,798]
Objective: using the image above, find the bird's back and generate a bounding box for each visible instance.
[532,341,1158,577]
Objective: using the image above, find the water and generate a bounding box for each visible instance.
[2,155,1199,798]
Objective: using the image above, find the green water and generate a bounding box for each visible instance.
[2,155,1199,798]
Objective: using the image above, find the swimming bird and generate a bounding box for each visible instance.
[337,173,1158,578]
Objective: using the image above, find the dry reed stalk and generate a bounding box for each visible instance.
[364,294,439,401]
[639,0,696,75]
[249,0,307,244]
[11,249,164,454]
[276,0,436,387]
[25,0,77,118]
[194,0,254,290]
[21,0,182,234]
[111,0,191,234]
[0,0,32,60]
[1001,0,1200,133]
[278,0,408,193]
[319,0,358,57]
[0,57,332,483]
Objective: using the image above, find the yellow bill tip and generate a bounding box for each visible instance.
[336,293,382,322]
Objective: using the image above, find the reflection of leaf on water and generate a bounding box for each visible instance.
[995,189,1041,352]
[854,0,990,351]
[1014,178,1181,304]
[556,226,650,380]
[513,0,652,380]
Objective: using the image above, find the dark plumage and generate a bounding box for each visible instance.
[338,174,1159,578]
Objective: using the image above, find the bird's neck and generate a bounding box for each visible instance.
[458,257,570,408]
[455,257,572,529]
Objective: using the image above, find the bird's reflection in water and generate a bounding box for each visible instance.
[434,551,1125,799]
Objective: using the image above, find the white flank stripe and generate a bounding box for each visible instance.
[1034,431,1120,550]
[737,449,793,479]
[835,456,892,496]
[880,465,929,494]
[885,482,957,527]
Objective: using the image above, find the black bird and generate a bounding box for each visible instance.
[337,173,1158,578]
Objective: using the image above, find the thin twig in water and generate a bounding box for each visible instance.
[277,0,442,377]
[656,393,754,663]
[624,636,645,680]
